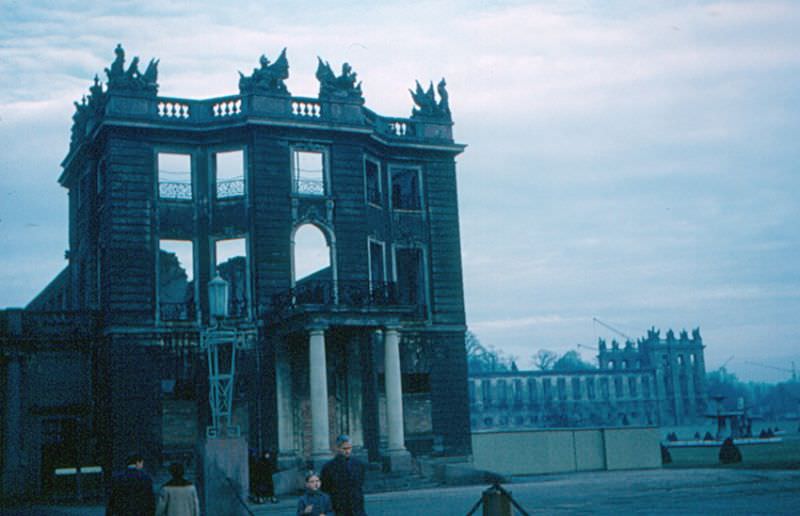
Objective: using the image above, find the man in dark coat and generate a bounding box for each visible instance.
[321,434,367,516]
[107,452,155,516]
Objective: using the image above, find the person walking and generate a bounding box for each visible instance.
[296,470,333,516]
[155,462,200,516]
[321,434,367,516]
[107,452,156,516]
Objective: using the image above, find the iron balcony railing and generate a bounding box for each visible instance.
[269,280,422,318]
[159,298,249,322]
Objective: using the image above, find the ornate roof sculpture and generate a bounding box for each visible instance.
[410,78,450,120]
[315,58,363,101]
[105,44,159,96]
[238,49,290,95]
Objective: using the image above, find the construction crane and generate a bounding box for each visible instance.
[592,317,634,343]
[577,343,598,352]
[745,361,798,382]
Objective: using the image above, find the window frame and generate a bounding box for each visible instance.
[388,164,423,212]
[291,144,329,197]
[364,156,382,208]
[156,149,194,201]
[211,146,247,201]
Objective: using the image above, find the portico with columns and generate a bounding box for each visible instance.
[269,319,414,471]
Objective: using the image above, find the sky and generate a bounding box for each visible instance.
[1,0,798,383]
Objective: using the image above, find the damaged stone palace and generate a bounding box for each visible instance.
[0,46,471,499]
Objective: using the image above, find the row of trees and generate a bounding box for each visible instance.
[465,331,596,373]
[707,367,800,419]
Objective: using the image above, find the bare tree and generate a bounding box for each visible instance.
[533,349,558,371]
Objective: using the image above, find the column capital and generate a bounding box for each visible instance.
[307,323,328,334]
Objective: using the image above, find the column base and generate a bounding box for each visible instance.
[311,451,333,471]
[383,449,412,472]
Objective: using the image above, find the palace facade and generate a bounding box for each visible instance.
[1,46,471,498]
[470,329,708,431]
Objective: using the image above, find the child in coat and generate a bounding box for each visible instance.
[296,471,333,516]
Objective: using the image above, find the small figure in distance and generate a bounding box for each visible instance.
[719,437,742,464]
[252,449,278,503]
[155,462,199,516]
[297,470,333,516]
[107,452,155,516]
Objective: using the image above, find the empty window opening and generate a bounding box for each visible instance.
[293,224,330,283]
[481,381,491,405]
[365,158,381,206]
[391,167,421,210]
[395,247,425,306]
[158,153,192,200]
[159,239,195,320]
[572,377,582,400]
[293,150,325,195]
[628,376,638,397]
[215,150,244,199]
[369,240,386,287]
[215,238,248,317]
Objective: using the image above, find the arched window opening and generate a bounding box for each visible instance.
[293,224,331,283]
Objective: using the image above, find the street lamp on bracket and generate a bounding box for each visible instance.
[201,272,245,438]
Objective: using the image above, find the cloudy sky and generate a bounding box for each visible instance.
[1,0,798,382]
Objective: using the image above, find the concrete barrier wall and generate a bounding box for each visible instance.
[472,427,660,475]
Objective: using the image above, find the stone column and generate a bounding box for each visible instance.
[275,340,296,465]
[309,326,331,463]
[383,327,411,471]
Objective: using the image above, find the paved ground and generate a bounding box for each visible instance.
[6,468,800,515]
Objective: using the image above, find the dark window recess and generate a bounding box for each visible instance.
[391,168,420,210]
[403,373,430,393]
[365,160,381,205]
[395,247,424,305]
[369,241,385,285]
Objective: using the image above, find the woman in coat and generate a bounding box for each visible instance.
[156,462,200,516]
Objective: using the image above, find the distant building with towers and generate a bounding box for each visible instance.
[469,328,708,431]
[1,45,471,499]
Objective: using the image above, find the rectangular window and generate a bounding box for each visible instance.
[158,153,192,200]
[497,380,507,405]
[600,378,610,400]
[543,379,553,401]
[642,375,651,398]
[514,379,523,403]
[572,377,582,400]
[159,240,195,321]
[215,238,248,318]
[557,378,567,401]
[390,167,421,210]
[365,158,381,206]
[215,150,245,199]
[628,376,638,397]
[528,379,537,403]
[395,247,425,306]
[481,380,491,406]
[586,378,596,400]
[369,240,386,286]
[614,377,624,398]
[293,149,325,195]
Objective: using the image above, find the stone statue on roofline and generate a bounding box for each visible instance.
[104,44,159,96]
[69,75,107,152]
[410,78,451,120]
[239,49,290,95]
[315,58,363,100]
